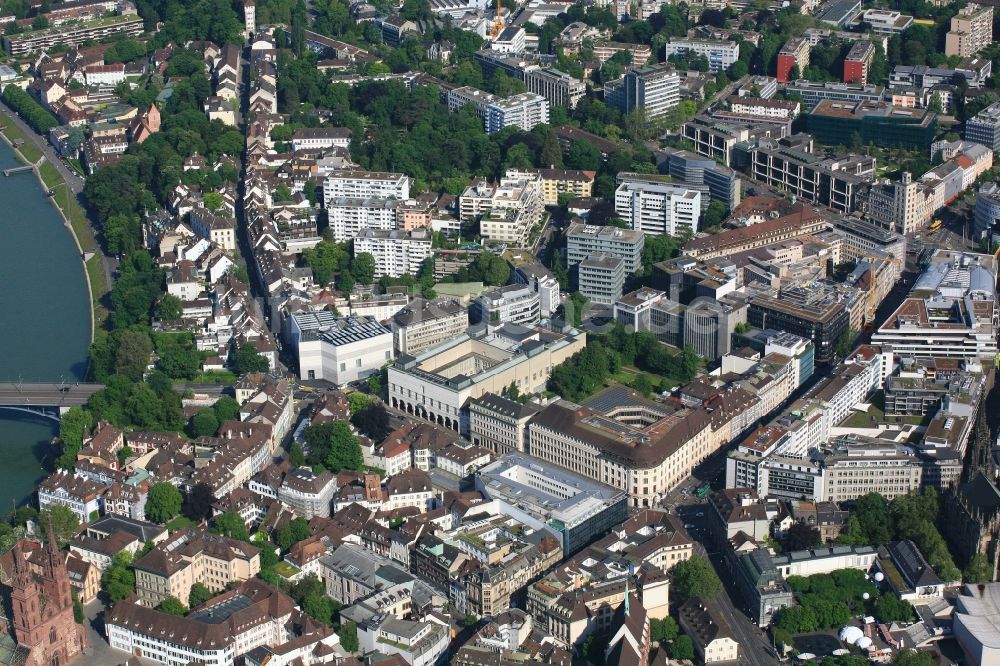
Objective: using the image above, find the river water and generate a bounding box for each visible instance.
[0,140,90,507]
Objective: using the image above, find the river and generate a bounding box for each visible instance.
[0,140,91,507]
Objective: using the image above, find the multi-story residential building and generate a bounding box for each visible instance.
[614,174,702,236]
[133,529,261,607]
[747,136,876,214]
[461,171,544,246]
[475,283,541,326]
[275,467,337,519]
[188,208,237,251]
[37,471,106,524]
[284,312,393,383]
[864,171,935,235]
[965,101,1000,151]
[974,180,1000,241]
[523,168,595,205]
[776,37,810,82]
[514,262,560,318]
[604,63,680,118]
[591,42,652,67]
[873,250,998,361]
[485,92,549,134]
[524,67,586,108]
[356,615,450,666]
[391,299,468,356]
[353,227,432,278]
[324,171,409,201]
[843,40,875,84]
[579,253,627,306]
[3,13,143,56]
[388,327,586,434]
[806,100,937,151]
[468,392,540,455]
[945,4,993,57]
[663,38,739,73]
[566,222,644,273]
[475,453,628,555]
[862,8,914,34]
[326,198,400,242]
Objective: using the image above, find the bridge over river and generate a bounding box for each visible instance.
[0,382,104,420]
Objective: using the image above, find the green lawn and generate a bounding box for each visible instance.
[68,158,84,176]
[1,121,25,144]
[609,364,675,394]
[191,371,238,385]
[166,515,196,532]
[39,160,60,187]
[86,253,108,327]
[272,561,300,578]
[50,183,97,253]
[17,139,41,163]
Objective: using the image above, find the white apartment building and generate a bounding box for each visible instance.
[326,198,399,242]
[491,26,525,53]
[945,4,992,57]
[285,312,393,383]
[353,227,432,278]
[461,171,544,246]
[662,38,739,72]
[323,170,409,202]
[728,96,800,120]
[864,171,933,234]
[476,283,541,326]
[566,222,644,273]
[276,468,338,519]
[604,63,680,119]
[485,93,549,134]
[614,177,702,236]
[391,299,469,356]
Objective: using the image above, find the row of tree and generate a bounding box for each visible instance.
[2,84,58,134]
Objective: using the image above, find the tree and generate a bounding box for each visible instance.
[115,329,154,381]
[325,421,363,472]
[184,482,214,522]
[351,403,391,440]
[157,294,184,320]
[928,91,942,114]
[232,343,270,374]
[875,594,914,624]
[650,617,678,644]
[351,252,376,284]
[289,441,306,467]
[964,553,994,583]
[671,555,722,601]
[730,60,749,78]
[213,395,241,422]
[785,523,821,551]
[101,552,135,603]
[191,408,220,437]
[38,505,79,545]
[339,620,359,652]
[188,582,214,609]
[566,140,602,171]
[157,596,188,616]
[670,635,695,660]
[146,482,183,523]
[302,241,345,286]
[891,649,936,666]
[212,511,249,541]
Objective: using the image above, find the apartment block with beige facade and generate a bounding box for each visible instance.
[133,529,260,607]
[521,168,596,205]
[945,3,993,57]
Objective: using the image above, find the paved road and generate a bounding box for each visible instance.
[0,382,103,406]
[82,599,155,665]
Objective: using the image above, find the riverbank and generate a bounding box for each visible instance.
[0,119,107,335]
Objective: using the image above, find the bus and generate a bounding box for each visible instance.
[929,219,943,232]
[695,484,711,498]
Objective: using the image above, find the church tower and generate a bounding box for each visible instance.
[9,541,42,648]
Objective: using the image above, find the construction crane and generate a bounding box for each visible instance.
[489,0,505,40]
